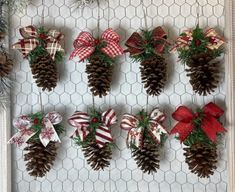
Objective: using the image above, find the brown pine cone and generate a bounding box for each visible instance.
[82,142,112,170]
[0,53,13,77]
[30,54,58,91]
[140,55,167,96]
[132,140,160,174]
[86,56,113,97]
[186,53,220,95]
[24,141,57,178]
[184,143,217,178]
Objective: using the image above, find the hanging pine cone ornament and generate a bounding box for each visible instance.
[12,25,64,91]
[171,26,225,95]
[68,108,117,170]
[121,108,168,174]
[170,102,226,178]
[70,29,123,97]
[8,111,64,178]
[125,27,170,96]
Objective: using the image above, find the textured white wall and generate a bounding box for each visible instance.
[10,0,227,191]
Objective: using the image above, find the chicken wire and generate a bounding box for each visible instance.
[9,0,227,191]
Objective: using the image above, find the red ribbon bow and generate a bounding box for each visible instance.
[170,102,226,142]
[12,25,64,60]
[68,109,117,148]
[70,28,124,61]
[125,26,169,56]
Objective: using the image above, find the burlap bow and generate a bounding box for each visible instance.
[8,111,62,147]
[70,28,123,61]
[170,102,226,142]
[120,108,168,148]
[12,25,64,60]
[125,26,169,56]
[68,109,117,148]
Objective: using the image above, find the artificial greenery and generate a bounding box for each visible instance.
[27,26,63,64]
[28,112,64,142]
[181,108,223,148]
[176,25,224,65]
[87,40,115,66]
[73,108,115,149]
[130,109,167,150]
[130,30,169,63]
[0,0,29,12]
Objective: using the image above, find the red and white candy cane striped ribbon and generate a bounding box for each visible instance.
[68,109,117,148]
[12,25,64,60]
[70,28,123,61]
[120,108,168,148]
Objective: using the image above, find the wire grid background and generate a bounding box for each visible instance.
[9,0,227,191]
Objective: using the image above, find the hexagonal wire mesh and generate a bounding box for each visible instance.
[9,0,227,191]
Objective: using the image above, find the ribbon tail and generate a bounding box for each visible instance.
[101,41,123,58]
[46,39,65,60]
[148,123,168,144]
[201,115,226,142]
[70,46,95,61]
[95,125,113,148]
[8,131,36,147]
[12,39,39,57]
[128,127,143,148]
[170,122,194,142]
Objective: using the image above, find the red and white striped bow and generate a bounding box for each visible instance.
[8,111,62,147]
[120,108,168,148]
[12,25,64,60]
[68,109,117,148]
[70,28,124,61]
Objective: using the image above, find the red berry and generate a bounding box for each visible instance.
[39,34,47,40]
[33,118,39,125]
[91,117,99,123]
[209,37,216,44]
[94,39,100,45]
[195,39,201,46]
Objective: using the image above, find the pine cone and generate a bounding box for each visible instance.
[24,141,57,178]
[186,53,220,95]
[82,142,112,170]
[30,54,58,91]
[86,56,113,97]
[132,140,160,174]
[0,53,13,77]
[184,143,217,178]
[140,55,167,96]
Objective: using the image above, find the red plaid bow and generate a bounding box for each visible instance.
[68,109,117,148]
[120,108,168,148]
[12,25,64,60]
[125,26,170,56]
[8,111,62,147]
[170,102,226,142]
[70,28,123,61]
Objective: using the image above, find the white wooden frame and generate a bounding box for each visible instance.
[0,1,235,192]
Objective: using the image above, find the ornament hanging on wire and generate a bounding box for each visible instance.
[171,26,225,96]
[8,111,65,178]
[12,25,65,91]
[68,108,117,170]
[121,108,168,174]
[125,26,170,96]
[170,102,226,178]
[70,28,124,97]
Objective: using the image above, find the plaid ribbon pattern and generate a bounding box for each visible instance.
[70,28,123,61]
[120,108,168,148]
[12,25,64,60]
[68,109,117,148]
[8,111,62,148]
[171,28,225,52]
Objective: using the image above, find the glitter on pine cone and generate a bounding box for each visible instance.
[30,54,58,91]
[0,53,13,77]
[184,143,218,178]
[24,141,57,178]
[132,140,160,174]
[86,56,113,97]
[186,53,220,96]
[140,55,167,96]
[82,142,112,170]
